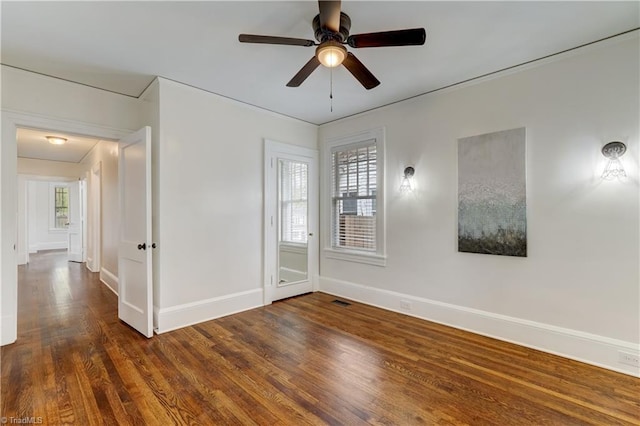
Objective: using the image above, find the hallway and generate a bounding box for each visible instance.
[14,250,116,338]
[2,251,640,424]
[2,250,128,423]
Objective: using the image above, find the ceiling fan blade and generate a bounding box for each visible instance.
[318,0,341,32]
[347,28,426,48]
[342,52,380,90]
[286,56,321,87]
[239,34,315,47]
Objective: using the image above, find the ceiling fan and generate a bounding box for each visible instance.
[239,0,426,90]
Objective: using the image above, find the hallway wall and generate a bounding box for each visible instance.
[18,158,84,178]
[80,140,119,292]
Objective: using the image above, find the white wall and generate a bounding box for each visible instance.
[318,35,639,375]
[1,66,143,129]
[18,158,84,178]
[154,78,317,331]
[79,140,119,291]
[1,66,142,345]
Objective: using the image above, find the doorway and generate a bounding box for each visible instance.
[18,176,83,266]
[264,140,319,304]
[1,111,130,345]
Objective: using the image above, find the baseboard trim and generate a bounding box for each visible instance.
[86,259,100,273]
[155,288,264,334]
[100,267,118,295]
[1,314,17,346]
[36,241,67,251]
[319,276,640,377]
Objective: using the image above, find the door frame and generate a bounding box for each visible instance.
[81,175,88,263]
[1,109,131,345]
[87,162,102,272]
[263,139,319,305]
[67,179,84,263]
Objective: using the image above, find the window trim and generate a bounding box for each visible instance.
[323,127,386,266]
[49,182,70,232]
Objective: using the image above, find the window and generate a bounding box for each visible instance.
[52,184,69,229]
[280,159,308,244]
[325,128,385,266]
[332,144,377,250]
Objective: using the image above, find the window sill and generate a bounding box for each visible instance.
[324,248,386,267]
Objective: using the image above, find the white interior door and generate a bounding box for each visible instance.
[118,126,153,338]
[67,180,83,262]
[264,140,318,304]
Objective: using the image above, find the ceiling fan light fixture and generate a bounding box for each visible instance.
[46,136,67,145]
[316,41,347,68]
[239,1,426,89]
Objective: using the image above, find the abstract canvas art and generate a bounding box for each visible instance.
[458,127,527,257]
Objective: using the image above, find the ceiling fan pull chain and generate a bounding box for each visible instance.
[330,66,334,112]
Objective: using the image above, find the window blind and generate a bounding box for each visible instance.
[280,159,308,244]
[331,141,377,250]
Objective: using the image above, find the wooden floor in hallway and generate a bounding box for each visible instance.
[2,250,639,425]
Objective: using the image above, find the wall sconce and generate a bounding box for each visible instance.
[46,136,67,145]
[400,166,415,193]
[601,141,627,180]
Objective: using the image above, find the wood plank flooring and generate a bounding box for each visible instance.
[2,250,639,425]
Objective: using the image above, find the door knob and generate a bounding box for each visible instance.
[308,233,314,236]
[137,243,146,250]
[151,243,157,249]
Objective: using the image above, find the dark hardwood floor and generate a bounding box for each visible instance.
[2,250,639,425]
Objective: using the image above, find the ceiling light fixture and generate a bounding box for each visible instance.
[316,41,347,68]
[46,136,67,145]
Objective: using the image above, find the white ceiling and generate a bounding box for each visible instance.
[2,1,638,126]
[17,128,101,163]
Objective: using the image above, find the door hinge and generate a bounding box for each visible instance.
[271,157,274,168]
[270,275,273,285]
[270,216,273,226]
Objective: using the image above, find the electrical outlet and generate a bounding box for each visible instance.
[618,351,640,367]
[400,300,411,311]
